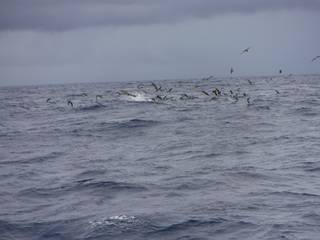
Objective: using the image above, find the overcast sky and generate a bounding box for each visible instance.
[1,0,320,86]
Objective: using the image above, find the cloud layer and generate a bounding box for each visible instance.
[1,0,320,31]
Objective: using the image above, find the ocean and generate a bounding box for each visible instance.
[1,75,320,240]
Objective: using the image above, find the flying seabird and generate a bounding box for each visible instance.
[202,75,214,81]
[212,88,221,96]
[311,56,320,62]
[46,98,52,103]
[96,94,103,99]
[151,82,162,92]
[212,89,218,96]
[137,83,145,89]
[67,100,73,108]
[201,90,210,96]
[241,47,251,54]
[247,79,253,85]
[95,95,103,102]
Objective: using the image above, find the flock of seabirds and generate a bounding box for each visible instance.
[45,49,320,108]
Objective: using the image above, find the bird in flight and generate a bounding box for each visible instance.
[241,47,251,55]
[311,56,320,62]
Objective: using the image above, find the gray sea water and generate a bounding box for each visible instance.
[1,75,320,240]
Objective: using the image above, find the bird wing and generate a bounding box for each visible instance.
[312,56,320,62]
[241,47,250,54]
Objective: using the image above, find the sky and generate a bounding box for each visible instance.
[0,0,320,86]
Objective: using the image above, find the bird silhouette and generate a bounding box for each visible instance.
[241,47,251,54]
[311,56,320,62]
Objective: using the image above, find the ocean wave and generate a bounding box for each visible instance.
[76,104,105,111]
[0,151,63,165]
[103,118,160,129]
[119,91,153,102]
[292,106,318,117]
[18,180,147,199]
[89,215,137,228]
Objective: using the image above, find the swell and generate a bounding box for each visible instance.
[0,151,64,165]
[18,179,147,198]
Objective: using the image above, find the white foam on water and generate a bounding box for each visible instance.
[121,91,153,102]
[89,215,137,228]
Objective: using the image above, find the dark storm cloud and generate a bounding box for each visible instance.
[1,0,320,31]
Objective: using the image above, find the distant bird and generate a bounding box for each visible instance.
[46,98,52,103]
[311,56,320,62]
[156,95,164,101]
[230,67,234,74]
[67,100,73,108]
[137,83,145,89]
[180,93,197,100]
[212,89,218,96]
[274,89,280,94]
[202,75,214,81]
[212,88,221,96]
[247,79,253,85]
[241,47,251,55]
[246,97,251,104]
[95,95,103,102]
[279,69,282,74]
[151,82,162,92]
[201,90,210,96]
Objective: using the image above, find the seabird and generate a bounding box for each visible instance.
[241,47,251,54]
[180,94,197,100]
[67,100,73,108]
[246,97,250,104]
[311,56,320,62]
[230,68,234,74]
[46,98,52,103]
[137,83,145,89]
[96,95,103,101]
[156,95,163,100]
[201,90,210,96]
[212,88,218,96]
[274,89,280,94]
[202,75,214,81]
[151,82,161,92]
[247,79,253,85]
[279,69,282,74]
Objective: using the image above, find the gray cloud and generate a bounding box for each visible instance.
[1,0,320,31]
